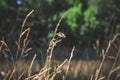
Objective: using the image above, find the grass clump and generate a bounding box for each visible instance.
[0,10,120,80]
[0,10,75,80]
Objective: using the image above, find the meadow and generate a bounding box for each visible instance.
[0,10,120,80]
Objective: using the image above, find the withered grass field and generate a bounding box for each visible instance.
[0,59,120,80]
[0,10,120,80]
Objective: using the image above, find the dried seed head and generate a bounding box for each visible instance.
[56,32,66,38]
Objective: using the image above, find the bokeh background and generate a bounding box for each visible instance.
[0,0,120,59]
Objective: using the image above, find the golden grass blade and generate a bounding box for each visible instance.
[27,54,37,80]
[66,46,75,76]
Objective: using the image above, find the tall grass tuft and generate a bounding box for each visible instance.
[0,10,120,80]
[0,10,75,80]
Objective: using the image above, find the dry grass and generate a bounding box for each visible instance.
[0,10,120,80]
[0,10,75,80]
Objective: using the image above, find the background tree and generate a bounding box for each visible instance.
[0,0,120,59]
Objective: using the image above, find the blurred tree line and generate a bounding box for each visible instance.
[0,0,120,50]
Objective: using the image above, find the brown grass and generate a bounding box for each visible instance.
[0,10,120,80]
[0,10,75,80]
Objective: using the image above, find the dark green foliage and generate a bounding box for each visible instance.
[0,0,120,47]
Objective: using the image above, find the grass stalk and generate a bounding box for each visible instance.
[16,10,34,61]
[94,33,120,80]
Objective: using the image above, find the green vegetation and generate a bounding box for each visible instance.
[1,0,120,47]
